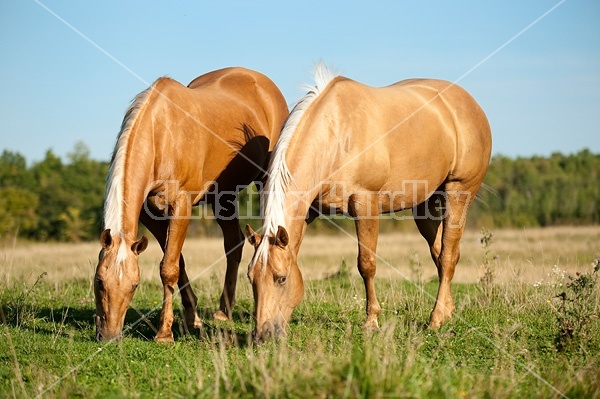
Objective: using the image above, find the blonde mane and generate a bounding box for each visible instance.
[103,84,154,265]
[253,62,338,268]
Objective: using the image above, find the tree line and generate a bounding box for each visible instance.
[470,149,599,228]
[0,143,598,242]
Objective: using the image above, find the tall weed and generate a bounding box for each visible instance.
[554,258,600,354]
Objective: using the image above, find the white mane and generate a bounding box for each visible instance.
[103,85,153,266]
[253,62,338,269]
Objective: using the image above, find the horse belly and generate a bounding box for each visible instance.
[378,143,453,212]
[379,177,444,213]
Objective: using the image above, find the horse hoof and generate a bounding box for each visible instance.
[429,306,454,330]
[185,313,203,329]
[428,320,442,330]
[362,319,380,332]
[213,310,229,322]
[154,333,174,343]
[428,313,446,330]
[191,318,203,329]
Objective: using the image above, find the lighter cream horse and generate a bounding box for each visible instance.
[246,64,492,342]
[95,67,288,342]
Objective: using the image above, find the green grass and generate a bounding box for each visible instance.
[1,268,599,399]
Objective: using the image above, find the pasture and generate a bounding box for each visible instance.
[1,226,599,398]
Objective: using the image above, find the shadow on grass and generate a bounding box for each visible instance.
[1,302,254,348]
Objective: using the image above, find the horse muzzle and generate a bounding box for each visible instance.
[96,331,123,343]
[95,315,123,343]
[252,322,286,344]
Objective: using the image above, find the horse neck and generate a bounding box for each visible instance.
[282,191,312,256]
[282,133,334,254]
[265,72,340,256]
[104,98,155,243]
[120,170,150,241]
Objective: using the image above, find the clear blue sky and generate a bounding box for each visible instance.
[1,1,598,163]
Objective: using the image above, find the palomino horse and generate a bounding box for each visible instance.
[94,67,288,342]
[246,64,491,342]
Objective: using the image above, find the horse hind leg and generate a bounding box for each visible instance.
[210,142,267,321]
[177,258,203,330]
[428,182,476,329]
[413,193,444,274]
[212,198,245,322]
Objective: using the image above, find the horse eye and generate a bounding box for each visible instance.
[277,276,287,285]
[132,283,139,292]
[95,278,104,289]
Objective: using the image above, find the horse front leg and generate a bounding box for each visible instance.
[140,200,202,333]
[349,194,382,330]
[155,193,191,342]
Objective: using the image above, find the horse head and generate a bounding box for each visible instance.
[246,224,304,344]
[94,228,148,342]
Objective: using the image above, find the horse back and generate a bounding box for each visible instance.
[299,77,491,203]
[187,67,288,147]
[345,78,491,185]
[387,79,492,184]
[137,69,287,197]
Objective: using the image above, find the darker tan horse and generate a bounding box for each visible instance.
[94,67,288,342]
[246,64,492,342]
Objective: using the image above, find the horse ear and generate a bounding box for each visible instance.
[275,226,289,248]
[100,229,112,249]
[132,236,148,255]
[245,225,261,247]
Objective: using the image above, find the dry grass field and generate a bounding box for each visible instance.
[2,225,598,287]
